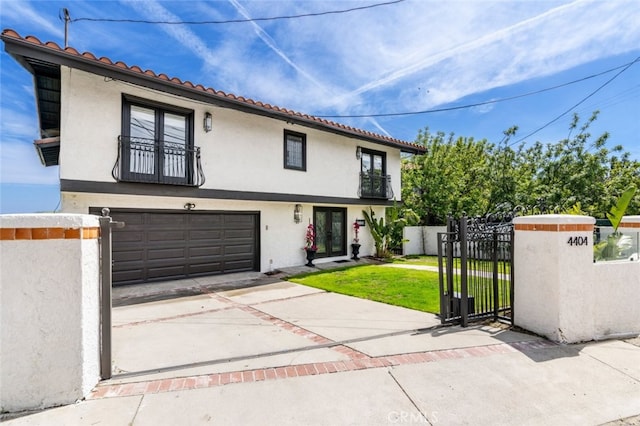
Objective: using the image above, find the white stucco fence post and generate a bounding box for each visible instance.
[513,215,596,343]
[513,214,640,343]
[0,214,101,413]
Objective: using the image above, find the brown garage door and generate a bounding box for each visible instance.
[94,209,259,285]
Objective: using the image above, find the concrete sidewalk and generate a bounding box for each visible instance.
[4,275,640,425]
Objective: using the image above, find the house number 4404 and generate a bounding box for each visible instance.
[567,236,588,246]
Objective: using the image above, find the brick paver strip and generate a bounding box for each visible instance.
[88,340,556,400]
[102,287,557,400]
[206,292,368,359]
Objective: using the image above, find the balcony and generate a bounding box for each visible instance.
[112,136,205,187]
[358,172,394,200]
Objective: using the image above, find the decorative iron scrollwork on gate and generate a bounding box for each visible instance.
[437,208,517,327]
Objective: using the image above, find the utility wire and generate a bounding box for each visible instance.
[69,0,405,24]
[508,55,640,146]
[316,57,640,119]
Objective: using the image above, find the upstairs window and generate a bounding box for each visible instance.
[284,130,306,171]
[120,95,195,185]
[359,148,392,199]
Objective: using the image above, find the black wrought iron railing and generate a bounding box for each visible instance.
[112,136,205,187]
[358,172,393,199]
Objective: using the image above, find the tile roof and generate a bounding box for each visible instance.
[2,29,425,153]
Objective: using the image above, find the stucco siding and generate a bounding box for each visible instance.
[59,67,402,200]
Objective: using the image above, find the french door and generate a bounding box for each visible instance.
[313,207,347,258]
[121,96,193,185]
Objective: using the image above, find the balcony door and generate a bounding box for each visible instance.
[360,148,387,199]
[314,207,347,258]
[122,96,193,185]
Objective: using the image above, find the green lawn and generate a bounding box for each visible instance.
[391,255,439,267]
[287,265,441,313]
[392,255,511,275]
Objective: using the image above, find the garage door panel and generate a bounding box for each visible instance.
[113,270,144,283]
[113,250,144,262]
[145,254,188,266]
[224,259,254,270]
[147,230,186,241]
[224,215,254,224]
[224,229,255,239]
[148,213,186,224]
[189,246,223,257]
[188,240,224,249]
[189,230,223,240]
[225,244,255,255]
[113,231,145,243]
[114,213,144,225]
[225,241,255,250]
[101,209,259,285]
[113,262,145,275]
[188,262,223,275]
[147,247,187,260]
[189,215,223,226]
[147,266,187,279]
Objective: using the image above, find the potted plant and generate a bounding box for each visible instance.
[304,223,317,266]
[351,220,361,260]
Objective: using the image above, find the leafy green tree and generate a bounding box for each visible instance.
[402,129,493,225]
[401,113,640,224]
[509,112,639,216]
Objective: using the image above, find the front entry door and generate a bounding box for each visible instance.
[314,207,347,258]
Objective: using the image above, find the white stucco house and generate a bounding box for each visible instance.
[2,29,425,285]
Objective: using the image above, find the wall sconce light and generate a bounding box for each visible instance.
[203,112,212,133]
[356,146,362,160]
[294,204,303,223]
[184,202,196,210]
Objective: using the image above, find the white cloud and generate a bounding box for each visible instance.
[225,0,639,118]
[0,0,64,39]
[324,0,640,111]
[227,0,328,93]
[0,108,56,183]
[120,0,221,70]
[0,141,59,185]
[1,108,39,140]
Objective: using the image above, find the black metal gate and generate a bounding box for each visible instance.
[437,215,514,327]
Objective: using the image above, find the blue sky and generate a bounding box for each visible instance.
[1,0,639,213]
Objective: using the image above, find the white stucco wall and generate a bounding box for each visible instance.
[61,192,382,272]
[59,67,402,199]
[403,226,447,255]
[513,214,640,343]
[0,214,101,412]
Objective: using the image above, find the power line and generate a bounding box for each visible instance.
[508,56,640,146]
[316,57,640,119]
[69,0,405,24]
[570,84,640,117]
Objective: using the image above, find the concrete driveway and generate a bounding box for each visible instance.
[4,277,640,425]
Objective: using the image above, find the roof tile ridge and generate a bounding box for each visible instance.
[2,29,421,149]
[24,35,44,45]
[2,29,21,38]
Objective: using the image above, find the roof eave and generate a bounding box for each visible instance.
[2,32,426,154]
